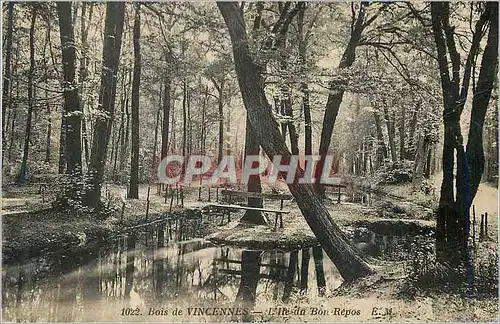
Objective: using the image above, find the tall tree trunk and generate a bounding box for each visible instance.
[407,100,421,160]
[373,110,387,168]
[383,105,397,162]
[240,116,266,224]
[79,2,93,167]
[84,2,125,208]
[214,79,224,164]
[58,112,67,174]
[45,91,51,163]
[399,103,405,160]
[128,4,141,199]
[465,3,498,200]
[57,2,82,178]
[314,2,370,196]
[18,8,37,183]
[2,2,14,145]
[431,2,496,264]
[161,71,171,160]
[218,2,373,281]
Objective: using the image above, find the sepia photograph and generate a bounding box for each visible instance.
[1,1,498,322]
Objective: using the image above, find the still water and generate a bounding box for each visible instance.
[2,221,427,322]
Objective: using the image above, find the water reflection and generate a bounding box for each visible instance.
[2,222,429,322]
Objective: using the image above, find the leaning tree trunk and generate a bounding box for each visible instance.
[18,8,37,184]
[314,2,369,197]
[218,2,373,281]
[57,2,82,177]
[84,2,125,208]
[128,3,141,199]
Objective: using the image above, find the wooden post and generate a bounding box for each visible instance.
[337,186,341,204]
[480,214,484,241]
[280,199,284,210]
[472,210,476,247]
[198,186,202,201]
[216,187,219,202]
[484,212,488,239]
[120,201,126,222]
[208,187,211,202]
[180,186,184,207]
[169,190,174,213]
[145,186,151,223]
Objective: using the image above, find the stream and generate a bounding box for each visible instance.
[2,218,431,322]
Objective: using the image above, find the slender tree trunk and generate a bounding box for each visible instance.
[219,2,373,281]
[8,82,19,162]
[399,103,405,160]
[18,8,37,183]
[407,100,421,159]
[383,105,397,162]
[215,80,225,164]
[161,72,171,159]
[128,4,141,199]
[79,2,93,167]
[2,2,14,145]
[45,91,52,163]
[373,110,387,168]
[84,2,125,208]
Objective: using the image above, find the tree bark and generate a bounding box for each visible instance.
[399,103,405,160]
[240,116,266,224]
[79,2,93,167]
[18,8,37,183]
[57,2,83,177]
[383,104,397,162]
[2,2,14,145]
[465,2,498,200]
[84,2,125,208]
[431,2,497,264]
[373,110,387,168]
[128,4,141,199]
[161,67,171,160]
[218,2,373,281]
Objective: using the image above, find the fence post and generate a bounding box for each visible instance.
[484,212,488,239]
[120,201,126,222]
[145,187,151,223]
[480,214,484,241]
[472,208,476,247]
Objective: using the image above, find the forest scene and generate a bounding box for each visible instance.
[1,1,498,322]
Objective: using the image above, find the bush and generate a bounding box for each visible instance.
[401,243,498,299]
[377,160,413,184]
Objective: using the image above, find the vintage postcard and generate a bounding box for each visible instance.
[1,1,498,323]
